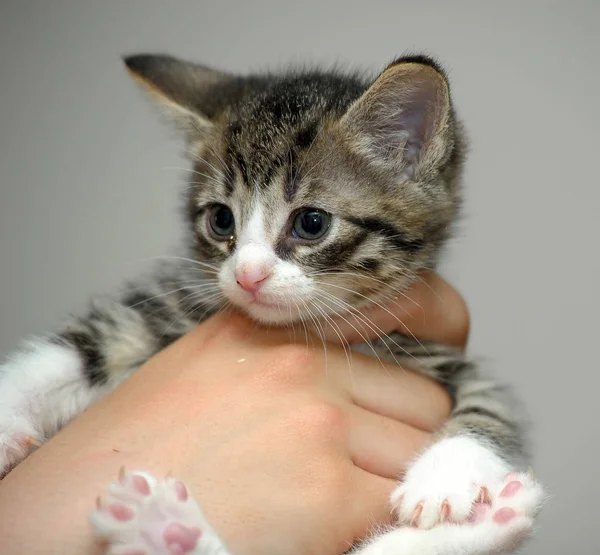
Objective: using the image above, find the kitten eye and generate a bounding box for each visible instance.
[207,204,235,239]
[292,209,331,241]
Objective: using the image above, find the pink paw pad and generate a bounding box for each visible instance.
[500,480,523,498]
[131,474,152,496]
[175,481,189,501]
[493,507,517,524]
[109,503,135,521]
[164,522,202,553]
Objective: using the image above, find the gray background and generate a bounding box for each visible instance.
[1,1,598,553]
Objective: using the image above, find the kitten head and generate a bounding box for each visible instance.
[124,53,466,324]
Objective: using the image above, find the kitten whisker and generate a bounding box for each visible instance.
[158,290,225,340]
[311,292,389,373]
[187,136,231,178]
[308,298,354,372]
[301,148,333,182]
[300,299,330,375]
[142,256,221,274]
[151,279,220,289]
[310,270,422,312]
[315,280,430,356]
[125,284,221,309]
[163,165,222,181]
[183,152,224,178]
[313,289,423,368]
[293,122,324,181]
[291,299,311,351]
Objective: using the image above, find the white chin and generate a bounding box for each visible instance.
[243,302,299,324]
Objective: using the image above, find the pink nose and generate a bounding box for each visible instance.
[235,265,271,294]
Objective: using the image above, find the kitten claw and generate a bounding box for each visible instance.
[476,485,492,505]
[25,436,41,448]
[440,500,451,522]
[390,491,403,513]
[410,503,423,527]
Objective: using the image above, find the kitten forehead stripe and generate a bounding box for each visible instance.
[285,149,300,202]
[222,147,235,196]
[284,123,322,202]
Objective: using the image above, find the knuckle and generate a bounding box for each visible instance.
[296,400,347,440]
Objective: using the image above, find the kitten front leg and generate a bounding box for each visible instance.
[0,302,152,477]
[0,281,192,477]
[0,338,105,477]
[364,334,546,552]
[389,355,540,530]
[91,469,232,555]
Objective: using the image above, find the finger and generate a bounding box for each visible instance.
[321,272,470,349]
[327,350,452,431]
[347,405,431,480]
[348,471,398,533]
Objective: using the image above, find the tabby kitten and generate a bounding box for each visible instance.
[0,53,544,554]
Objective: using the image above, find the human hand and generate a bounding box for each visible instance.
[90,272,465,555]
[0,273,467,555]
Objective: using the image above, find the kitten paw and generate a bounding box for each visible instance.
[391,437,544,529]
[356,482,542,555]
[0,419,42,478]
[91,468,218,555]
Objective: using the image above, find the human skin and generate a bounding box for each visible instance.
[0,273,467,555]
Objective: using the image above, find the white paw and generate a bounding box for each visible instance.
[90,468,224,555]
[391,436,540,529]
[0,416,42,479]
[357,479,544,555]
[357,458,546,555]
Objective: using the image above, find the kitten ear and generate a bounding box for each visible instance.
[123,54,231,149]
[340,56,452,181]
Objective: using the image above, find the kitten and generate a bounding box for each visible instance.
[0,53,544,554]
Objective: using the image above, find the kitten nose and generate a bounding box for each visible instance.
[235,265,271,294]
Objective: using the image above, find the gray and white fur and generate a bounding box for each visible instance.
[0,53,545,554]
